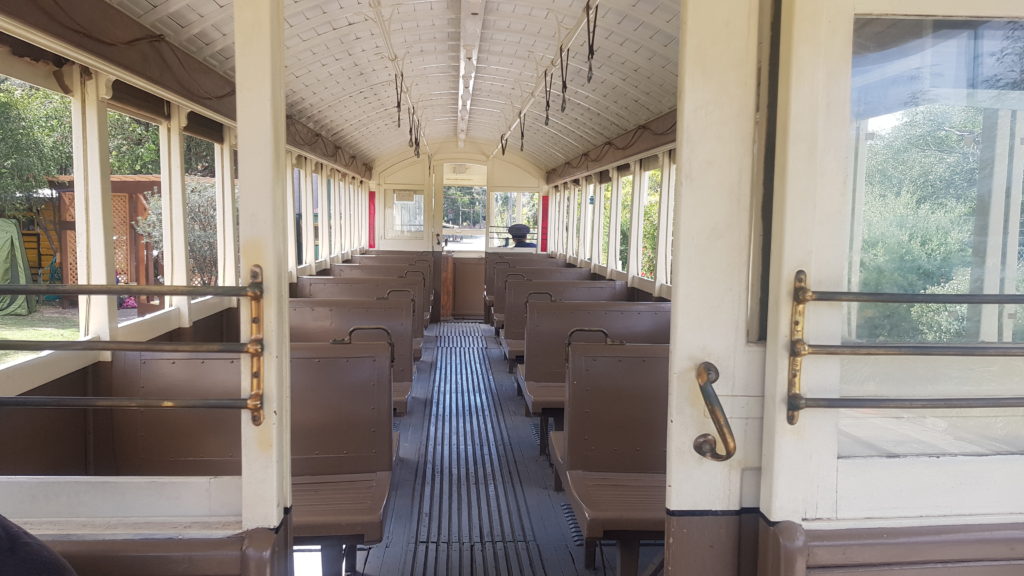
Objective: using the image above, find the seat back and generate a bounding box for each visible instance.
[504,280,629,342]
[491,267,592,316]
[524,301,671,383]
[289,298,413,384]
[565,342,670,474]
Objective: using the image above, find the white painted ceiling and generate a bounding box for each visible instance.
[104,0,679,172]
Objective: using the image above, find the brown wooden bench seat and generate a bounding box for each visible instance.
[104,342,394,576]
[348,254,434,324]
[501,279,628,369]
[290,342,394,576]
[484,253,567,323]
[47,528,287,576]
[519,301,671,455]
[559,342,670,576]
[490,266,592,334]
[296,275,425,358]
[331,262,431,303]
[289,297,414,415]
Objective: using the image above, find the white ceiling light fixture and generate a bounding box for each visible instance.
[457,0,485,149]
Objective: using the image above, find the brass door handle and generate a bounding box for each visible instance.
[693,361,736,462]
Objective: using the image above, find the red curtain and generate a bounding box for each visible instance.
[540,195,549,252]
[368,190,376,249]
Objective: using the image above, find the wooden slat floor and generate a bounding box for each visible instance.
[303,321,663,576]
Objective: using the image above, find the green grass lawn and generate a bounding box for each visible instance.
[0,304,80,367]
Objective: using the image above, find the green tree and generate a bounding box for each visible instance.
[107,110,160,175]
[856,105,980,341]
[133,179,219,286]
[0,78,63,219]
[640,170,661,279]
[618,175,633,270]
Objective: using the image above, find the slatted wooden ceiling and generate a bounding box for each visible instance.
[104,0,679,171]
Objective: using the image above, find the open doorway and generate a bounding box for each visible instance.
[441,163,487,252]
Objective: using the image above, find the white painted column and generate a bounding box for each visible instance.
[215,126,239,287]
[1002,113,1024,341]
[969,109,1012,342]
[285,152,298,275]
[234,0,290,530]
[70,66,117,342]
[760,0,854,523]
[160,103,190,323]
[665,0,764,512]
[655,151,674,288]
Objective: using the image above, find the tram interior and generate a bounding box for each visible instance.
[4,1,1024,576]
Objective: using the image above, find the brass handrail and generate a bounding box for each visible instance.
[0,265,265,426]
[0,341,258,354]
[331,326,396,364]
[0,283,259,298]
[0,397,251,409]
[789,395,1024,411]
[693,361,736,462]
[788,269,1024,424]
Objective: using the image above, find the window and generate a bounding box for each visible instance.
[838,17,1024,458]
[491,191,539,249]
[0,76,77,367]
[583,177,595,261]
[638,155,662,279]
[599,174,612,267]
[616,165,634,272]
[573,182,584,257]
[312,171,321,261]
[385,188,424,239]
[183,134,217,287]
[109,109,162,318]
[292,165,303,264]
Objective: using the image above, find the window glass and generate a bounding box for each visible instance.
[491,191,539,249]
[562,187,571,254]
[617,169,634,271]
[600,180,612,267]
[639,156,661,279]
[0,76,78,366]
[110,109,162,319]
[312,172,320,260]
[573,183,581,255]
[836,18,1024,457]
[385,189,424,239]
[325,177,334,257]
[583,178,595,260]
[293,166,303,264]
[183,134,217,288]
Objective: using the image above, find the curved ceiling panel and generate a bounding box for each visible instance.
[105,0,679,172]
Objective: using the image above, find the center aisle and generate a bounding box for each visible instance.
[356,321,601,576]
[407,321,544,575]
